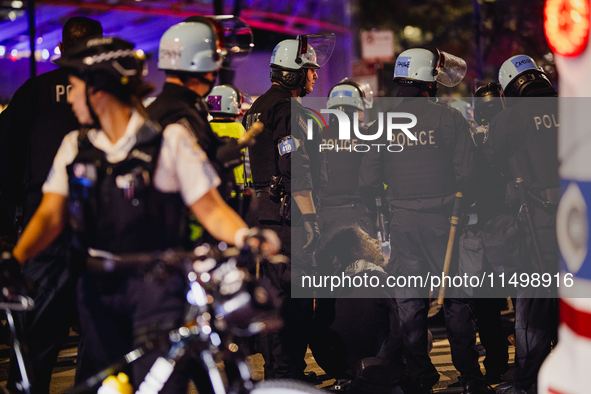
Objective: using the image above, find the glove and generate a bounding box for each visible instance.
[236,228,281,256]
[0,252,22,280]
[0,251,32,299]
[215,137,244,169]
[302,214,321,254]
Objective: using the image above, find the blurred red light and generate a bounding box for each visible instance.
[545,0,591,57]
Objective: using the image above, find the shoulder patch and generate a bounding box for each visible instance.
[297,114,308,133]
[278,139,296,156]
[278,135,300,156]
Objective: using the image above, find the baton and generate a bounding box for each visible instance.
[237,121,264,148]
[515,177,545,272]
[438,192,463,305]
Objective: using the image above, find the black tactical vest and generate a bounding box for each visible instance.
[243,84,294,187]
[383,100,457,200]
[507,98,559,193]
[67,121,186,254]
[319,120,367,205]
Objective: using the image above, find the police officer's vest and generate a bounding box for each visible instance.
[507,98,559,194]
[319,120,367,205]
[243,85,291,188]
[66,121,186,254]
[384,100,457,200]
[210,120,251,185]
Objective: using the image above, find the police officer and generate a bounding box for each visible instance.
[455,86,514,384]
[207,84,252,214]
[485,55,559,394]
[147,17,248,201]
[242,34,334,380]
[318,79,375,241]
[360,47,492,394]
[5,36,277,393]
[0,17,103,393]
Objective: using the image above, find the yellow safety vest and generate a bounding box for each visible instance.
[209,120,252,185]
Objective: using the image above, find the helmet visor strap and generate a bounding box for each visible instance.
[85,86,102,129]
[194,71,218,96]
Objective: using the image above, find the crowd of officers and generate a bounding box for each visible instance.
[0,14,558,394]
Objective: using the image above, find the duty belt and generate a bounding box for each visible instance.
[321,201,360,210]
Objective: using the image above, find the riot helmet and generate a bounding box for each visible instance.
[56,36,151,127]
[393,47,467,97]
[473,82,504,126]
[449,99,474,122]
[270,33,335,96]
[327,78,374,111]
[159,17,225,73]
[207,84,242,117]
[498,55,556,97]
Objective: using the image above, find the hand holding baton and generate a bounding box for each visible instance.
[438,192,463,305]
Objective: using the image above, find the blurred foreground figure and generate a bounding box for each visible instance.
[5,36,276,392]
[0,17,103,393]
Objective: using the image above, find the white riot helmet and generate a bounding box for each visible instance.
[327,78,373,111]
[158,17,226,73]
[393,47,467,97]
[449,99,474,122]
[498,55,556,97]
[270,33,335,94]
[207,85,242,116]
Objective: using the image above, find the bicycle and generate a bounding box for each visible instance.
[2,244,326,394]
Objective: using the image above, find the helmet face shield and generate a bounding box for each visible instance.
[435,50,467,87]
[296,33,335,68]
[211,15,254,64]
[356,80,374,109]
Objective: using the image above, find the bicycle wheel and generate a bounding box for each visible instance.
[251,379,328,394]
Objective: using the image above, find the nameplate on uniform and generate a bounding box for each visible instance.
[389,128,439,149]
[278,136,299,156]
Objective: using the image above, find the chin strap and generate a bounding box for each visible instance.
[299,69,313,98]
[84,86,101,129]
[193,72,218,97]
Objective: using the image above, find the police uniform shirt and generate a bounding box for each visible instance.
[360,98,474,212]
[485,97,559,190]
[243,84,317,194]
[43,110,220,206]
[0,67,79,204]
[146,82,222,164]
[319,122,368,206]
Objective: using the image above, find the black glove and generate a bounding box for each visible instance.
[241,227,281,255]
[215,137,244,169]
[0,251,34,299]
[302,214,321,254]
[0,252,21,280]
